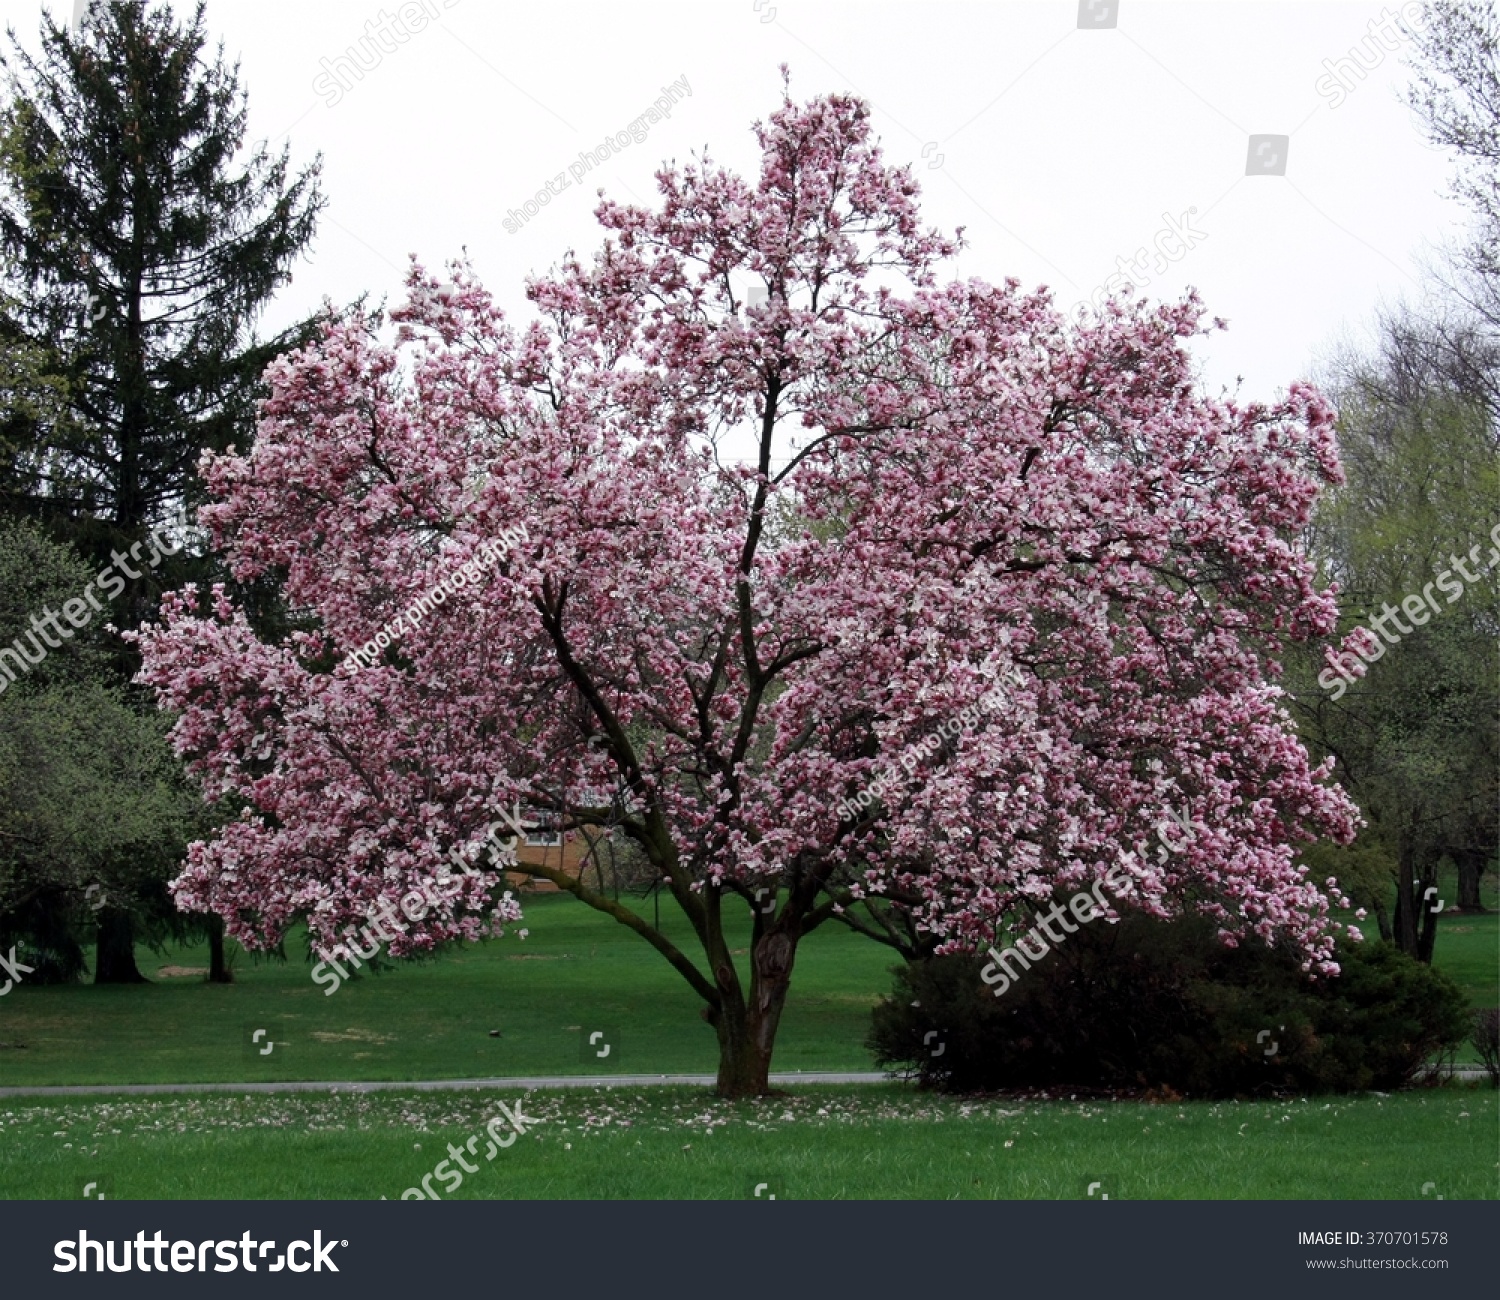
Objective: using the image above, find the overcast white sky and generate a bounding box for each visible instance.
[5,1,1470,401]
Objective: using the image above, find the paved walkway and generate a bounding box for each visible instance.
[0,1071,892,1098]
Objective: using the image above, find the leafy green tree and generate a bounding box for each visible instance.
[1292,346,1498,957]
[1289,3,1500,954]
[0,518,200,984]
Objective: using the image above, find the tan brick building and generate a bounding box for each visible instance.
[504,807,610,893]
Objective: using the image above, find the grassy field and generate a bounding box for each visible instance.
[0,893,895,1086]
[1426,915,1499,1011]
[2,880,1494,1201]
[0,888,1495,1088]
[0,1084,1492,1200]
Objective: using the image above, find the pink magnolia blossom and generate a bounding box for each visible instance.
[133,82,1358,1094]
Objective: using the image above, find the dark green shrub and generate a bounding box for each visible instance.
[868,911,1470,1096]
[1309,940,1472,1089]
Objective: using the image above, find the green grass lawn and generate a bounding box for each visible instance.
[0,1084,1492,1200]
[2,885,1494,1202]
[1424,915,1498,1013]
[0,889,1494,1088]
[0,893,896,1086]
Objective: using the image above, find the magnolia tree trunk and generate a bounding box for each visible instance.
[710,926,799,1098]
[206,913,233,983]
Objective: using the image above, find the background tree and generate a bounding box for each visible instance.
[0,518,202,983]
[0,0,324,979]
[136,89,1360,1098]
[1286,0,1500,957]
[1293,329,1498,955]
[1405,0,1500,364]
[0,0,324,552]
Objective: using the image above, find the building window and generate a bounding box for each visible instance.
[524,809,562,847]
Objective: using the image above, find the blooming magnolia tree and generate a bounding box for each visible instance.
[134,86,1361,1097]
